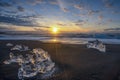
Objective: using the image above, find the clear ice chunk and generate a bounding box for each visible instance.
[11,45,30,51]
[4,48,56,80]
[87,39,106,52]
[6,43,13,47]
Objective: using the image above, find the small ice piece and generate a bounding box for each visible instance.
[6,43,13,47]
[3,60,11,64]
[11,45,30,51]
[4,48,56,80]
[87,39,106,52]
[4,53,24,65]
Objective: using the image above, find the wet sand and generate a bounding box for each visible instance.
[0,40,120,80]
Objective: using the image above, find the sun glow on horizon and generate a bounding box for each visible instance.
[52,27,58,34]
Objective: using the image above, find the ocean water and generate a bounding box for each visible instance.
[0,35,120,44]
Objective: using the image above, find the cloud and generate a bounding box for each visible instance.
[17,6,25,12]
[0,25,42,35]
[0,15,37,27]
[19,15,42,19]
[75,23,83,26]
[62,8,69,12]
[105,28,120,31]
[98,15,104,20]
[104,28,120,33]
[34,26,50,31]
[107,19,113,22]
[103,0,114,8]
[57,22,67,26]
[2,10,17,14]
[75,19,85,26]
[88,10,101,15]
[0,8,17,17]
[56,0,69,12]
[0,1,12,7]
[105,3,113,8]
[50,0,58,5]
[77,20,84,23]
[28,0,44,5]
[112,11,120,14]
[74,4,84,10]
[74,4,101,16]
[0,25,17,32]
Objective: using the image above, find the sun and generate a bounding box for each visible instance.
[52,27,58,34]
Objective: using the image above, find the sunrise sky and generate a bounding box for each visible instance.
[0,0,120,35]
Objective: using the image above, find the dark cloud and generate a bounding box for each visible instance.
[104,28,120,31]
[0,15,37,27]
[16,14,44,22]
[75,19,85,26]
[88,10,101,15]
[3,10,17,14]
[0,26,8,30]
[0,26,16,32]
[19,15,41,18]
[103,0,114,8]
[77,20,84,23]
[0,1,12,7]
[17,6,25,12]
[105,2,114,8]
[74,4,101,16]
[75,23,83,26]
[34,26,50,31]
[62,8,69,12]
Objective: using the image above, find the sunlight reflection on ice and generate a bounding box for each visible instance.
[4,48,56,80]
[87,40,106,52]
[11,45,30,51]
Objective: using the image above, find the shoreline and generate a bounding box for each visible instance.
[0,37,120,44]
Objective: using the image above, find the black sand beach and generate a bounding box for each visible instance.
[0,40,120,80]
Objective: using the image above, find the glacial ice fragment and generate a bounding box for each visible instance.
[6,43,13,47]
[87,39,106,52]
[11,45,30,51]
[3,48,56,80]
